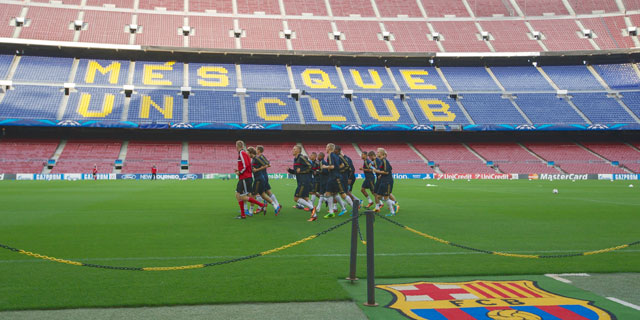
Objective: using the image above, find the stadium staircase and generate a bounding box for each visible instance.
[41,139,66,174]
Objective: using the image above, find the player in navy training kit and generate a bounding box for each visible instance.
[360,151,376,208]
[288,145,317,220]
[256,145,280,209]
[247,147,281,216]
[373,148,398,216]
[313,152,329,216]
[309,152,322,209]
[322,143,354,218]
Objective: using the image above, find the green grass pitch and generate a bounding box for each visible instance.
[0,179,638,311]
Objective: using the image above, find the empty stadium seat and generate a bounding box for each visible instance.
[189,90,243,123]
[582,142,640,173]
[64,87,126,121]
[128,89,184,123]
[0,139,59,174]
[570,93,636,124]
[459,94,526,125]
[241,64,290,90]
[439,67,500,92]
[525,142,627,173]
[542,65,604,91]
[0,85,63,120]
[490,66,554,92]
[245,91,301,124]
[593,64,640,90]
[352,93,414,125]
[468,143,559,174]
[188,141,236,173]
[299,93,357,124]
[13,56,74,83]
[515,93,587,125]
[122,140,182,173]
[51,140,121,174]
[413,143,495,174]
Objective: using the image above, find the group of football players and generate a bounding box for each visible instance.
[234,140,398,221]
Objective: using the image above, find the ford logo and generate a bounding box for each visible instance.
[121,174,137,180]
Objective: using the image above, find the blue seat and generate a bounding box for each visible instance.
[593,64,640,90]
[439,67,500,92]
[352,93,413,125]
[189,63,237,90]
[133,61,183,87]
[342,66,395,91]
[13,56,74,83]
[571,93,636,124]
[299,93,357,124]
[241,64,290,90]
[189,90,242,123]
[245,91,301,123]
[406,94,470,125]
[619,91,640,119]
[459,94,526,125]
[0,85,62,119]
[75,59,130,86]
[291,65,342,92]
[63,87,125,121]
[0,54,14,80]
[491,66,554,92]
[542,65,604,91]
[389,67,447,93]
[515,93,587,125]
[128,89,183,123]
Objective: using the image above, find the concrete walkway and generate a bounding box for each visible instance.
[0,301,368,320]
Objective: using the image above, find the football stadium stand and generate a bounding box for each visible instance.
[0,0,638,178]
[188,141,237,174]
[0,139,637,174]
[467,143,560,174]
[524,142,627,174]
[581,142,640,173]
[412,143,496,174]
[1,0,640,54]
[121,141,182,173]
[51,140,121,174]
[1,57,640,128]
[0,139,59,174]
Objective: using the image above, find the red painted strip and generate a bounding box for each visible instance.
[509,283,543,298]
[538,305,591,320]
[493,282,527,298]
[466,283,496,299]
[478,282,510,298]
[437,308,477,320]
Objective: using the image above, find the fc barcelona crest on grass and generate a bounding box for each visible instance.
[377,280,613,320]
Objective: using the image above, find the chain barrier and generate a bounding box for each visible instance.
[0,218,354,271]
[374,212,640,259]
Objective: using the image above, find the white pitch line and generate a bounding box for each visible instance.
[545,273,590,283]
[607,297,640,311]
[1,250,639,264]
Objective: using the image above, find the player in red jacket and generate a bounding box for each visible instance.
[92,164,98,180]
[151,165,157,180]
[235,140,266,219]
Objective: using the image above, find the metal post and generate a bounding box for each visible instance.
[363,210,378,307]
[346,200,360,282]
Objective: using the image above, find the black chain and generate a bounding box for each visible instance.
[375,211,639,259]
[0,217,354,271]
